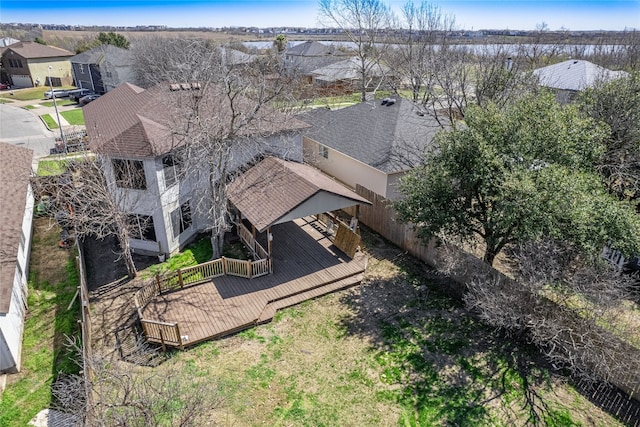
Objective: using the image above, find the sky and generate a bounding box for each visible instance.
[1,0,638,31]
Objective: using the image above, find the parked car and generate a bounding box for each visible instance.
[79,94,101,106]
[69,88,94,103]
[44,88,75,99]
[0,83,10,90]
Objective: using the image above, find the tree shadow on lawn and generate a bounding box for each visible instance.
[338,231,640,426]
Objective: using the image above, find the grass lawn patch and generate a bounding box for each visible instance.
[60,109,85,125]
[0,98,13,104]
[40,100,75,107]
[0,86,75,101]
[37,159,70,176]
[40,114,59,129]
[0,218,81,427]
[144,234,213,276]
[23,104,36,109]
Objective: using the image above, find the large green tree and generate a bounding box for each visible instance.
[578,72,640,200]
[395,92,640,265]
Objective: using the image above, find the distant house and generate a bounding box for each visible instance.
[532,59,628,103]
[283,41,349,78]
[300,98,442,200]
[70,44,134,93]
[309,57,393,94]
[0,142,34,374]
[0,41,74,88]
[84,82,309,257]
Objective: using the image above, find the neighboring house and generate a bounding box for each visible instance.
[308,57,393,94]
[300,97,442,200]
[84,82,309,257]
[70,44,134,93]
[532,59,629,103]
[220,46,258,67]
[0,41,74,88]
[283,41,349,77]
[0,142,34,374]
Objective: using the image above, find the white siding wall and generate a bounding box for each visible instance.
[0,186,34,373]
[303,136,390,198]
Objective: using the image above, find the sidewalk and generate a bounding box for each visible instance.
[8,97,81,127]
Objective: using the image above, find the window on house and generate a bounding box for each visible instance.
[171,201,192,238]
[78,64,85,74]
[319,144,328,159]
[128,214,156,241]
[112,159,147,190]
[106,71,113,78]
[162,153,182,188]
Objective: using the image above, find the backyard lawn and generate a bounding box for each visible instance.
[88,227,628,426]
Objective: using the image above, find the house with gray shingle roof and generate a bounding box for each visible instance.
[0,41,74,88]
[532,59,628,104]
[309,57,394,94]
[84,81,309,257]
[70,44,134,93]
[300,98,443,200]
[283,41,350,76]
[0,142,34,374]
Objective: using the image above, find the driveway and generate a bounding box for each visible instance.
[0,103,55,159]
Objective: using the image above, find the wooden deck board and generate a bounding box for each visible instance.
[141,218,366,346]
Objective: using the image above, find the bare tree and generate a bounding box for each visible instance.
[463,239,640,387]
[395,1,456,104]
[319,0,394,102]
[132,38,303,258]
[35,156,141,278]
[52,338,223,426]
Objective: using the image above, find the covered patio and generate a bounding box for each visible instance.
[136,157,371,348]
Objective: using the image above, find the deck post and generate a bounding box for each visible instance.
[248,260,252,279]
[267,226,273,273]
[177,269,184,288]
[252,224,256,239]
[175,323,184,350]
[222,257,227,275]
[159,328,166,352]
[155,274,162,294]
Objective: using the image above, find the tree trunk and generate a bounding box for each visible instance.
[211,233,223,260]
[483,248,497,266]
[121,238,137,278]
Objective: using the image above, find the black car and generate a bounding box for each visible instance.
[69,88,94,102]
[79,94,101,106]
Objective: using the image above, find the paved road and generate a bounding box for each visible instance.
[0,104,56,159]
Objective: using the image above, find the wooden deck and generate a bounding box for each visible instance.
[141,217,366,346]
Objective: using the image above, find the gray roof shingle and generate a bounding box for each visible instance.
[300,98,442,173]
[0,142,33,314]
[532,59,628,92]
[70,44,132,66]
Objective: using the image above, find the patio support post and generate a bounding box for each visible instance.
[267,226,273,273]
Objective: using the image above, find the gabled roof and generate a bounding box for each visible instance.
[310,57,391,83]
[70,44,132,67]
[228,156,371,233]
[285,41,334,57]
[0,142,33,314]
[2,41,73,59]
[532,59,628,92]
[220,47,258,65]
[85,82,309,158]
[300,98,442,174]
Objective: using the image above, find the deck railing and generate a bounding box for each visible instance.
[140,319,184,350]
[237,222,270,263]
